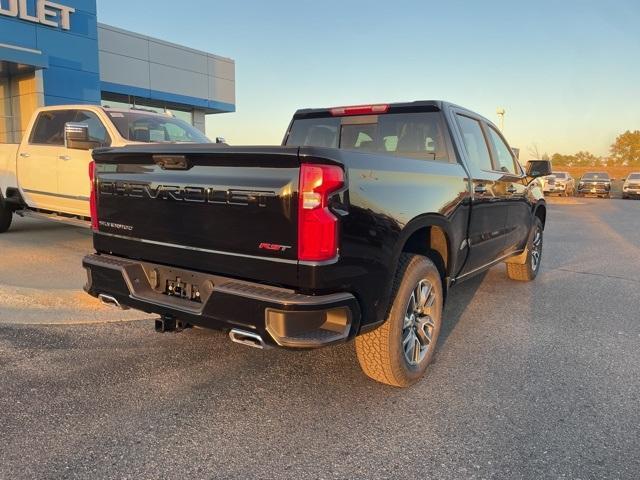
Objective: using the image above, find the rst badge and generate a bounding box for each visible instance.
[258,243,292,253]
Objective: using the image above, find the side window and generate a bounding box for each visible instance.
[30,110,78,145]
[487,127,517,174]
[455,115,492,172]
[74,111,110,146]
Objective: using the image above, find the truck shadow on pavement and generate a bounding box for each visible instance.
[0,269,492,479]
[438,272,486,348]
[0,267,490,479]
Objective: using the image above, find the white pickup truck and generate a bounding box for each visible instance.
[0,105,213,233]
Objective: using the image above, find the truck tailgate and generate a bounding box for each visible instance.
[92,145,302,286]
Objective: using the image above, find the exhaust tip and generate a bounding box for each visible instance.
[98,294,128,310]
[229,329,269,349]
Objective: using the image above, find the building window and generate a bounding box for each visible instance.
[101,92,194,126]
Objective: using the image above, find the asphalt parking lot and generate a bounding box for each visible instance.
[1,198,639,479]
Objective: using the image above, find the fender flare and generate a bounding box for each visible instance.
[362,214,459,332]
[532,200,547,228]
[386,213,457,294]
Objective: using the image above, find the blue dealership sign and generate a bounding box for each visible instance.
[0,0,100,105]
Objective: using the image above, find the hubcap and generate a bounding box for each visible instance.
[402,279,436,366]
[531,227,543,271]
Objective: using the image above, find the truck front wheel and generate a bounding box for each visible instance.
[355,254,443,388]
[0,197,12,233]
[506,217,543,281]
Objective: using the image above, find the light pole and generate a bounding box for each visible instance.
[496,108,505,132]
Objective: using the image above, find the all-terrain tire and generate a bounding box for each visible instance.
[506,217,543,281]
[355,254,443,388]
[0,197,12,233]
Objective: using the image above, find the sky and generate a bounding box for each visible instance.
[96,0,640,159]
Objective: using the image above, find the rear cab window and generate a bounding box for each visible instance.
[286,111,451,162]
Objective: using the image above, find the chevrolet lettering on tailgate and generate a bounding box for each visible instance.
[99,182,276,207]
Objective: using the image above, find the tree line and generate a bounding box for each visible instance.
[544,130,640,167]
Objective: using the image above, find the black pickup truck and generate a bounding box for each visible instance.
[83,101,550,387]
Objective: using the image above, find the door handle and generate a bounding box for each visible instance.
[507,186,517,194]
[59,155,71,161]
[474,185,488,195]
[19,152,30,158]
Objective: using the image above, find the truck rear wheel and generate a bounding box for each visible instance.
[0,197,12,233]
[506,217,543,281]
[355,254,443,388]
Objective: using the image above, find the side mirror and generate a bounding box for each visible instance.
[611,178,616,181]
[526,160,552,178]
[65,123,100,150]
[215,136,227,144]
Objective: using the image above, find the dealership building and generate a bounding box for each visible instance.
[0,0,236,143]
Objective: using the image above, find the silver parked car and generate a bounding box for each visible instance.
[543,171,575,196]
[622,173,640,199]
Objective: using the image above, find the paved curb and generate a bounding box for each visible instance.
[545,197,586,205]
[0,284,153,325]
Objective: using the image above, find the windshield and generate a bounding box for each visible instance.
[628,173,640,180]
[582,172,609,180]
[106,111,210,143]
[553,172,567,179]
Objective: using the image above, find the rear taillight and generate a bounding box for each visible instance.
[298,164,344,261]
[88,161,98,231]
[330,104,389,116]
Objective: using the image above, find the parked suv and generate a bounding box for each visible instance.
[622,173,640,199]
[549,171,575,196]
[577,172,611,198]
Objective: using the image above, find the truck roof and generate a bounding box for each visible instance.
[292,100,492,123]
[102,107,173,117]
[31,104,171,117]
[32,104,107,113]
[295,99,479,115]
[291,100,499,135]
[293,100,444,119]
